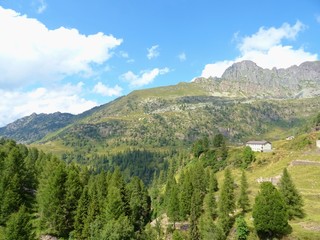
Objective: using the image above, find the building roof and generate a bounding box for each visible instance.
[246,140,271,145]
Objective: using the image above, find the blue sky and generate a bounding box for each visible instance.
[0,0,319,126]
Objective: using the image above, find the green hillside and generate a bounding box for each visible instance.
[31,81,320,166]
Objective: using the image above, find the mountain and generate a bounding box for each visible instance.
[194,60,320,98]
[0,112,75,143]
[1,60,320,161]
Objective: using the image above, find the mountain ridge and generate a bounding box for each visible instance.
[1,60,320,151]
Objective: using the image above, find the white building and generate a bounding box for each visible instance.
[316,140,320,149]
[246,140,272,152]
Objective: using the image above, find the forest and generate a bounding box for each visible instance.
[0,133,305,240]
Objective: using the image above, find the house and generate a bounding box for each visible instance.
[316,140,320,149]
[246,140,272,152]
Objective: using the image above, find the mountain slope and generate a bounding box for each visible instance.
[0,112,75,143]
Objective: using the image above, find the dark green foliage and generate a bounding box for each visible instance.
[241,146,255,169]
[253,182,291,239]
[192,137,209,158]
[167,180,180,227]
[100,215,134,240]
[218,168,235,234]
[238,171,250,213]
[4,205,35,240]
[278,168,304,219]
[0,143,32,224]
[179,170,193,219]
[235,216,249,240]
[37,159,68,236]
[127,177,151,232]
[209,172,219,192]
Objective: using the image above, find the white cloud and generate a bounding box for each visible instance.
[201,21,318,78]
[147,45,160,59]
[0,6,122,89]
[201,60,234,78]
[178,52,187,62]
[0,83,97,127]
[36,0,47,14]
[121,68,169,87]
[93,82,123,96]
[316,15,320,24]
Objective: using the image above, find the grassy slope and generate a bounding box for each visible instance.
[215,131,320,239]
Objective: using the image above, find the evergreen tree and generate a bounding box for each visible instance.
[278,168,304,219]
[203,191,217,220]
[64,165,83,233]
[241,146,255,169]
[198,211,225,240]
[179,170,193,219]
[4,205,35,240]
[209,172,219,192]
[127,176,151,232]
[74,185,90,240]
[189,189,203,240]
[167,178,180,228]
[253,182,291,239]
[0,146,31,224]
[36,159,67,236]
[235,216,249,240]
[238,171,250,213]
[218,168,235,234]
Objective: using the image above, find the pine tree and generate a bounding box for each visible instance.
[253,182,291,239]
[218,168,235,234]
[278,168,304,219]
[4,205,35,240]
[189,189,203,240]
[238,171,250,213]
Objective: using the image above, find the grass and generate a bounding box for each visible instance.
[215,135,320,239]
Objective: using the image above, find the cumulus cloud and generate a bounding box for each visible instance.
[201,21,318,78]
[147,45,160,59]
[178,52,187,62]
[0,83,97,127]
[0,6,122,89]
[93,82,123,97]
[121,68,169,87]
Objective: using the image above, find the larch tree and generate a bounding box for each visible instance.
[238,171,250,213]
[278,168,304,219]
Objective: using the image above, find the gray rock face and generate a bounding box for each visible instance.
[195,60,320,98]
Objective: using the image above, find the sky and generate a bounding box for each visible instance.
[0,0,319,127]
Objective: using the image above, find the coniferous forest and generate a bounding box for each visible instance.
[0,133,307,240]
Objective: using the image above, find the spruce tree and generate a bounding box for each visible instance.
[238,171,250,213]
[179,170,193,219]
[253,182,291,239]
[218,168,235,234]
[36,159,67,236]
[278,168,304,219]
[4,205,35,240]
[167,179,180,228]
